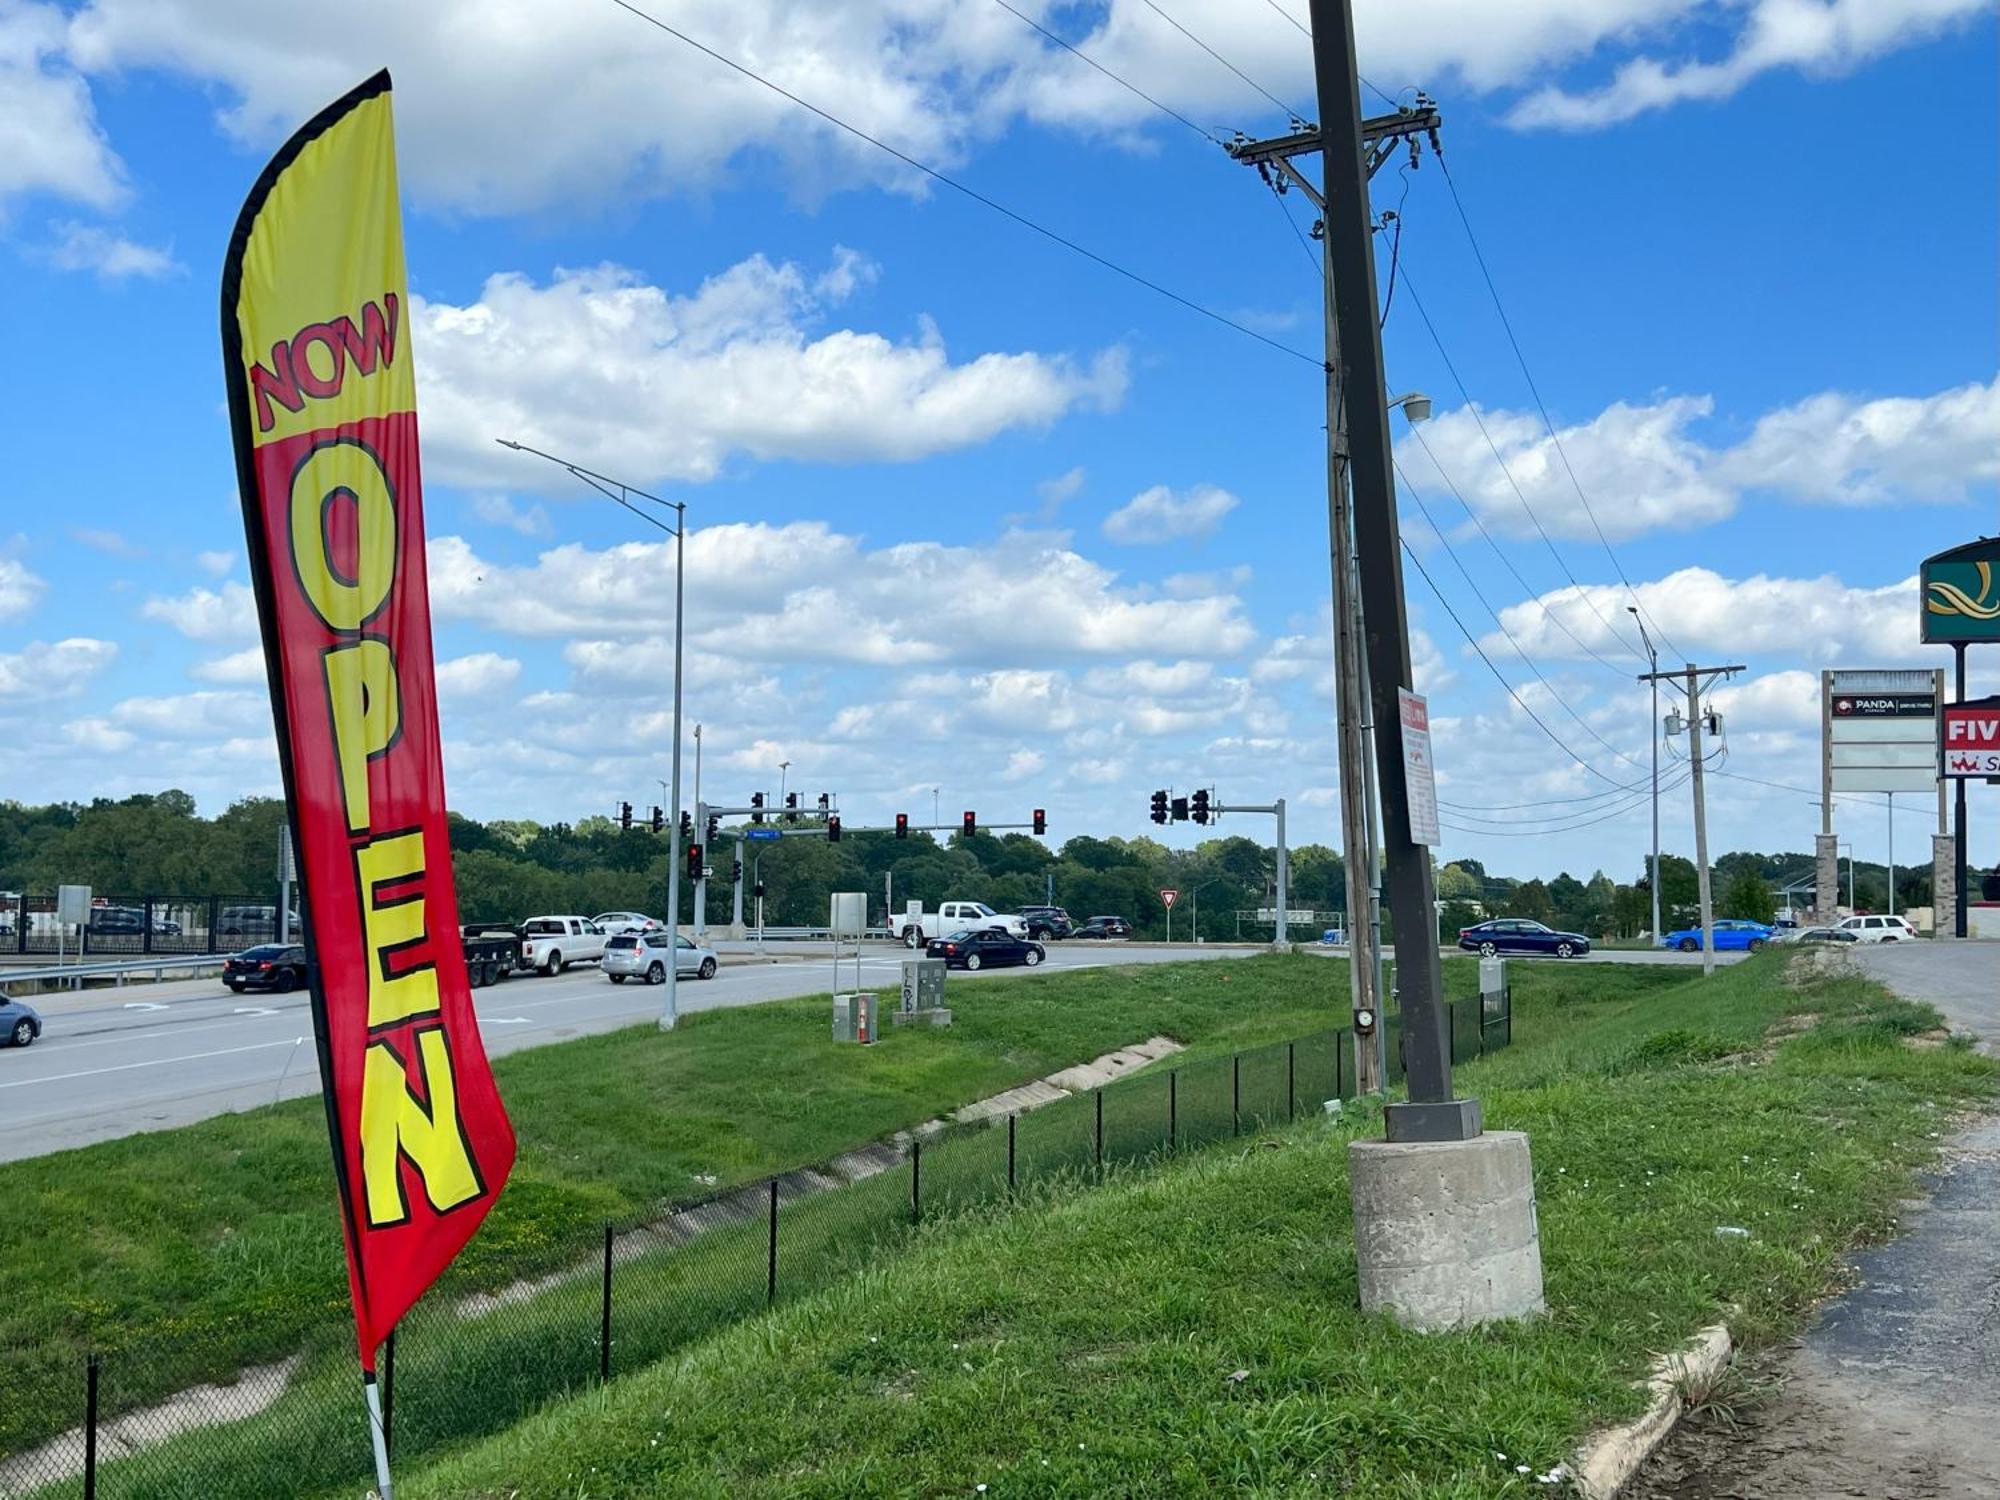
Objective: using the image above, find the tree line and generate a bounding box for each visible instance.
[2,792,1971,942]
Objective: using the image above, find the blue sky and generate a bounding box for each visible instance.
[2,0,1996,887]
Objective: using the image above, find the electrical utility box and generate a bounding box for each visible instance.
[832,991,879,1044]
[895,958,950,1027]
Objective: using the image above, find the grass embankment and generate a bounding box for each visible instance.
[3,953,1667,1466]
[403,954,1994,1499]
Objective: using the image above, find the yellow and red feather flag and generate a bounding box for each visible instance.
[221,70,515,1375]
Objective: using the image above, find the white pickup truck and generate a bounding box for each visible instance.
[894,900,1027,947]
[519,915,608,975]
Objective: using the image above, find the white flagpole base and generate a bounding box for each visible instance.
[364,1372,394,1500]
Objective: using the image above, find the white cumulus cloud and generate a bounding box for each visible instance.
[1102,483,1240,545]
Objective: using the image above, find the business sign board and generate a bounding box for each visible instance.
[1399,689,1441,846]
[1921,536,2000,644]
[1941,698,2000,779]
[1823,669,1943,795]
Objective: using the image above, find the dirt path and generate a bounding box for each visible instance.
[1631,946,2000,1499]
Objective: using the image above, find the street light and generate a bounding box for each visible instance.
[1628,606,1662,943]
[1387,390,1433,423]
[497,438,690,1031]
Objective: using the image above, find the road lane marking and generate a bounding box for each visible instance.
[122,1002,169,1012]
[0,1039,305,1090]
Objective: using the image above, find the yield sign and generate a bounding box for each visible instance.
[1159,888,1179,909]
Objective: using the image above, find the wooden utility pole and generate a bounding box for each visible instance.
[1643,662,1743,976]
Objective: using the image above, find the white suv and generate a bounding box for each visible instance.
[1836,914,1917,944]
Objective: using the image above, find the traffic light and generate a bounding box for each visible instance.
[784,792,799,823]
[706,813,720,843]
[962,810,976,838]
[827,814,842,842]
[731,859,743,886]
[687,843,705,882]
[817,792,830,812]
[1032,808,1046,836]
[895,812,909,839]
[1170,796,1189,822]
[1150,790,1168,824]
[650,805,664,833]
[679,810,693,840]
[619,801,632,831]
[750,792,765,824]
[1191,789,1210,825]
[752,882,765,899]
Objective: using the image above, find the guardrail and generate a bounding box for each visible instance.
[0,954,225,993]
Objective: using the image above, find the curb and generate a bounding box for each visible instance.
[1572,1323,1732,1499]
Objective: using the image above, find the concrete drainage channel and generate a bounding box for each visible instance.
[2,1037,1188,1489]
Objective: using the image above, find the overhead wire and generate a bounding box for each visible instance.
[1432,150,1687,663]
[1397,268,1651,665]
[1139,0,1303,119]
[601,0,1323,368]
[1254,0,1402,110]
[987,0,1225,144]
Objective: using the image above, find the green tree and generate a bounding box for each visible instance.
[1719,869,1776,925]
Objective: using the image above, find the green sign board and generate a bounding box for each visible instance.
[1921,536,2000,644]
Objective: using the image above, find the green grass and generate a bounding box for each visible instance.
[2,953,1679,1469]
[392,953,1994,1499]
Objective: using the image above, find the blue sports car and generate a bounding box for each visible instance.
[1456,920,1591,958]
[1659,919,1773,953]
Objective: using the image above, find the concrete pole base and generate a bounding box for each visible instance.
[1349,1129,1545,1331]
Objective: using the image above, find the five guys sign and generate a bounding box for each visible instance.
[1942,698,2000,779]
[221,70,514,1377]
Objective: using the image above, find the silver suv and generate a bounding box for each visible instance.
[602,931,718,984]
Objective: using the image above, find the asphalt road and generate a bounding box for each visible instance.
[0,941,1236,1162]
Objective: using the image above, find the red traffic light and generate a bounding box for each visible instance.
[962,810,976,837]
[827,815,842,842]
[895,812,909,839]
[686,843,705,881]
[1032,808,1046,836]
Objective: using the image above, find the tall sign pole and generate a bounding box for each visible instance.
[1920,535,2000,937]
[1305,0,1463,1140]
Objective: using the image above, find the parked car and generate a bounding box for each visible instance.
[1457,919,1592,958]
[519,916,608,974]
[928,928,1046,970]
[592,911,660,936]
[1658,918,1773,953]
[223,944,309,993]
[1019,905,1073,940]
[1789,926,1859,945]
[1836,914,1917,944]
[601,931,718,983]
[1,992,41,1048]
[1072,916,1133,940]
[216,905,300,938]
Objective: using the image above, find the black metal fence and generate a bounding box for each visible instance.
[0,895,292,958]
[1,991,1511,1500]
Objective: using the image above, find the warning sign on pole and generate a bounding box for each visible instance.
[1399,688,1441,847]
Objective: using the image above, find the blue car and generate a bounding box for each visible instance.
[1659,919,1773,953]
[1456,919,1591,958]
[1,991,42,1048]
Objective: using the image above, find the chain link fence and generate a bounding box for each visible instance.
[2,987,1510,1499]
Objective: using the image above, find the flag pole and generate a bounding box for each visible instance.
[364,1371,394,1500]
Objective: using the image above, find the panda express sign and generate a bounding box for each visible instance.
[221,71,514,1371]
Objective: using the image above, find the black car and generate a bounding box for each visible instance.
[0,992,41,1048]
[223,944,308,993]
[927,928,1047,971]
[1072,916,1132,940]
[1456,919,1591,959]
[1019,905,1073,939]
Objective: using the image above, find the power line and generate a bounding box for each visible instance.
[1441,772,1690,835]
[1432,151,1687,662]
[1395,531,1653,795]
[1141,0,1302,119]
[1397,268,1651,665]
[602,0,1322,368]
[1439,785,1681,838]
[1399,461,1652,777]
[988,0,1223,144]
[1401,417,1636,678]
[1253,0,1401,109]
